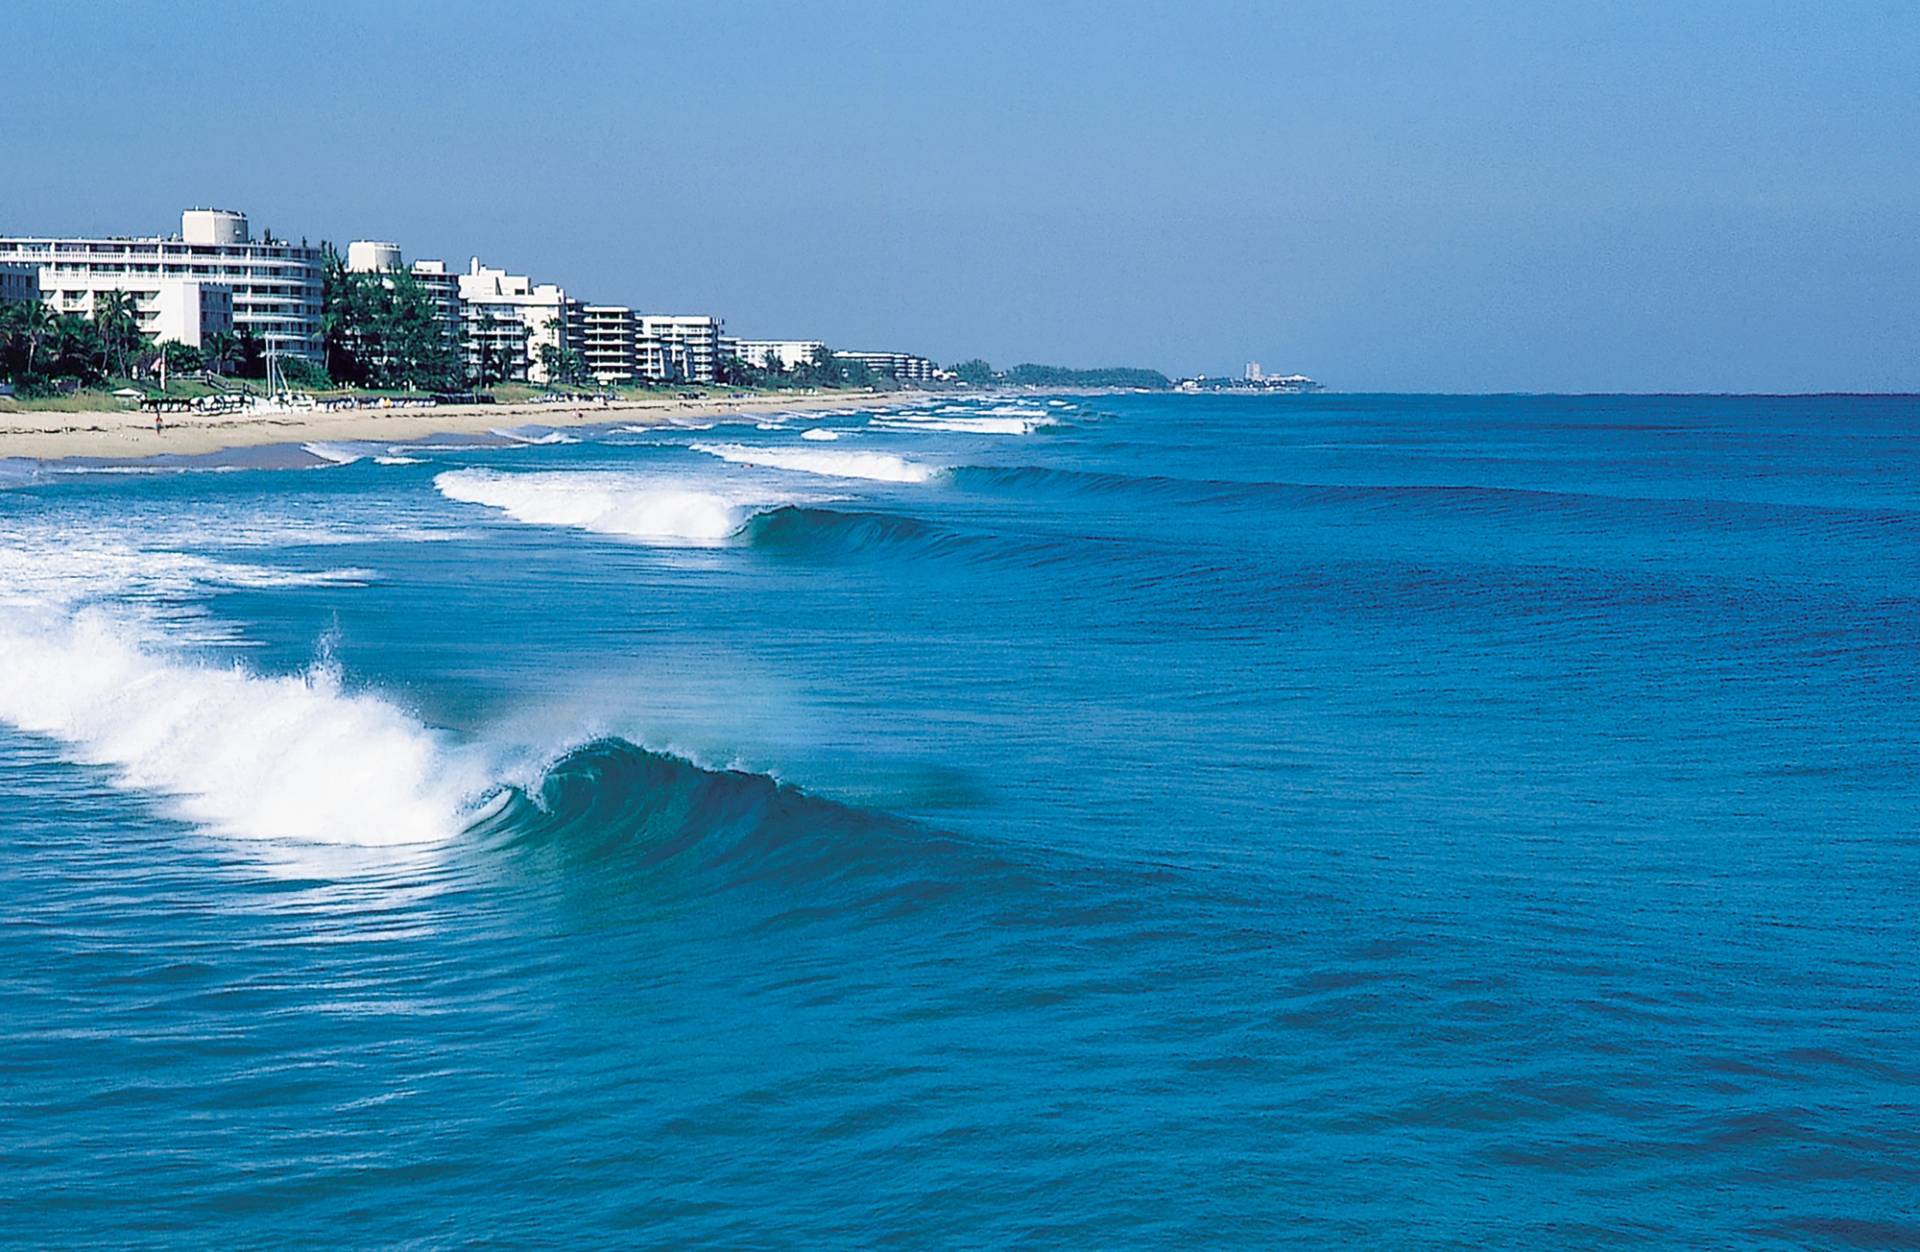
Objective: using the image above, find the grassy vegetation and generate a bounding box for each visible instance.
[3,380,212,412]
[0,377,898,415]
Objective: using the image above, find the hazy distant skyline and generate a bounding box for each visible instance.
[5,0,1917,391]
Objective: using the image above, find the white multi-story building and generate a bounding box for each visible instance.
[457,259,583,383]
[639,314,722,383]
[408,260,465,361]
[835,349,935,383]
[722,338,826,372]
[0,208,322,356]
[342,241,465,372]
[582,305,638,382]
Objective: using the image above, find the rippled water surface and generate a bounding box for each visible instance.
[2,394,1916,1246]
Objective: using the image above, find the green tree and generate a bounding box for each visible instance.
[535,341,589,388]
[161,341,205,375]
[951,358,995,385]
[91,290,147,378]
[51,312,106,383]
[15,299,57,378]
[319,245,464,391]
[278,355,332,389]
[235,326,268,380]
[204,330,239,377]
[714,353,766,387]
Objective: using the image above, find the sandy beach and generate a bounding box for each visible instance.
[0,389,903,462]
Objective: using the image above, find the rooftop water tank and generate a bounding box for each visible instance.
[346,240,404,273]
[181,209,250,246]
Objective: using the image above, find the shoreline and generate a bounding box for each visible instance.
[0,389,912,464]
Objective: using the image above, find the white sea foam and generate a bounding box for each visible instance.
[302,441,369,466]
[872,416,1041,436]
[0,527,371,612]
[490,428,580,446]
[374,455,423,466]
[435,468,787,545]
[690,443,936,483]
[0,531,485,845]
[0,609,491,844]
[800,428,843,441]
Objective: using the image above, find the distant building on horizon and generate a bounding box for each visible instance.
[0,208,317,355]
[835,349,935,383]
[722,338,826,372]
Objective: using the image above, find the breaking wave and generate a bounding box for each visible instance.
[435,468,796,546]
[691,443,938,483]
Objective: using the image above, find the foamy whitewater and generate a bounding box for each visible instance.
[690,442,937,483]
[2,392,1916,1246]
[435,467,793,544]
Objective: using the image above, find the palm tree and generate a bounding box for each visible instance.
[16,300,56,378]
[91,289,145,378]
[204,330,239,377]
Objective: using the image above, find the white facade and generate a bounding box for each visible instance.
[582,305,637,382]
[836,350,935,383]
[725,338,825,371]
[457,259,583,383]
[0,209,323,357]
[346,240,404,273]
[639,315,722,383]
[23,273,232,348]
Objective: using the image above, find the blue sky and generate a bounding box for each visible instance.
[4,0,1916,391]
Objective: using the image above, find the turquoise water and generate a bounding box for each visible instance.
[1,393,1916,1245]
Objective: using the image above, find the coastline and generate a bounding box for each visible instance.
[0,389,909,464]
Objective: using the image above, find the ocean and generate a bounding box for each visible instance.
[1,392,1915,1246]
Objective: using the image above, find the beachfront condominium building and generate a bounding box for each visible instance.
[343,241,466,366]
[0,208,322,356]
[408,260,464,353]
[582,305,638,383]
[639,315,722,383]
[0,263,40,305]
[723,338,827,372]
[457,259,584,384]
[835,349,935,383]
[583,306,726,383]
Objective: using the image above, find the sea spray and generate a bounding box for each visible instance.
[0,609,492,844]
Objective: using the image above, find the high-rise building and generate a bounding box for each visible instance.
[407,260,465,361]
[639,315,723,383]
[0,209,322,356]
[457,259,584,383]
[582,306,637,382]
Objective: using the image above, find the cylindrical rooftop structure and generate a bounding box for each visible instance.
[181,209,250,245]
[346,240,404,273]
